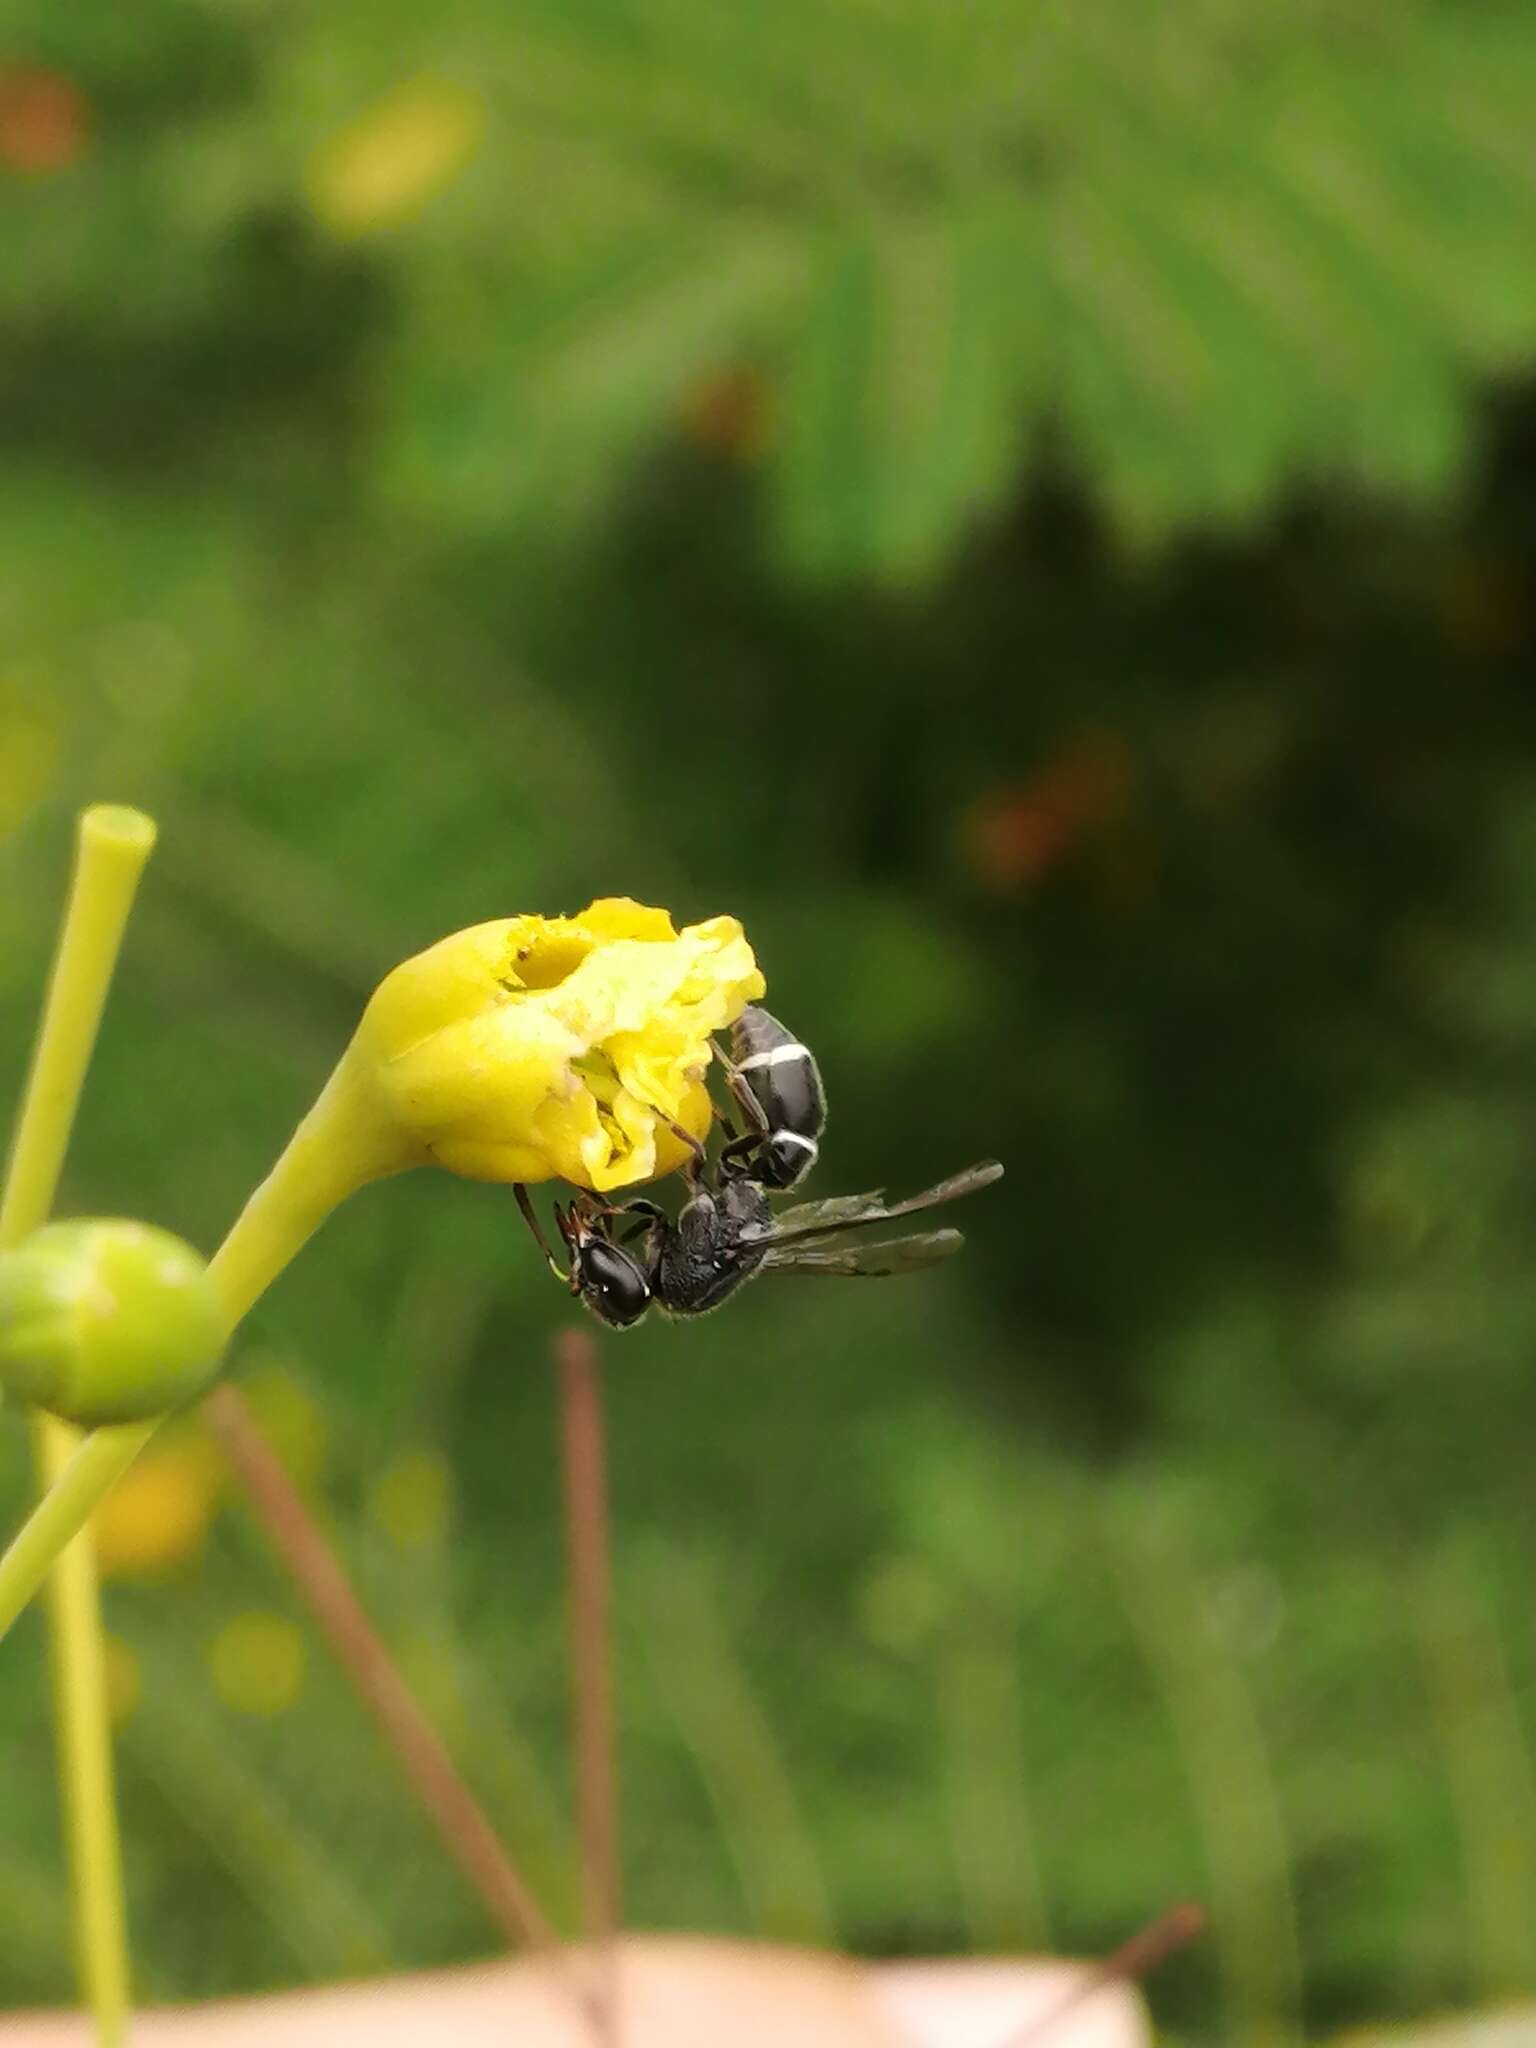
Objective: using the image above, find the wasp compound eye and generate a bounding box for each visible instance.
[575,1238,652,1329]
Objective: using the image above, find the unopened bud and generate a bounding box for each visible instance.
[0,1220,225,1426]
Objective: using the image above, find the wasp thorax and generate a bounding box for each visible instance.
[0,1219,226,1426]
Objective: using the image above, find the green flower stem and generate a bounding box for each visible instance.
[0,803,158,2048]
[0,806,156,1243]
[204,1052,404,1330]
[0,1424,155,1642]
[34,1419,133,2045]
[0,1051,403,1647]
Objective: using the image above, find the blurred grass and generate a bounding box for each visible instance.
[6,438,1536,2034]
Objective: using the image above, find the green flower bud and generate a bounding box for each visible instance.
[0,1220,225,1426]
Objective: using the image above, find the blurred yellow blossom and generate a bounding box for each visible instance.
[237,1356,328,1493]
[307,77,484,238]
[367,1448,453,1550]
[94,1431,221,1580]
[0,674,57,841]
[210,1612,306,1717]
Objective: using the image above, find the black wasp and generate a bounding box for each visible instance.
[518,1160,1003,1329]
[513,994,999,1328]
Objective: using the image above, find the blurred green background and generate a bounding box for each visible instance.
[4,3,1536,2039]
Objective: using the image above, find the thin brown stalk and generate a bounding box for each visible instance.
[556,1325,621,2045]
[203,1385,571,1970]
[993,1901,1206,2048]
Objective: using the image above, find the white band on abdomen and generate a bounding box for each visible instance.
[736,1043,812,1074]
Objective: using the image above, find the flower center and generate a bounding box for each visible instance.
[502,932,592,991]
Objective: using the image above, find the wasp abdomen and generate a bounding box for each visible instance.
[728,1006,826,1186]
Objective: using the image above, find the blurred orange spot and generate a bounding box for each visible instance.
[964,728,1135,892]
[681,365,775,464]
[0,65,90,173]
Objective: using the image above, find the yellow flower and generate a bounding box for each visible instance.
[346,897,764,1193]
[211,897,764,1327]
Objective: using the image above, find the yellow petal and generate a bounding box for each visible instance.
[578,898,680,943]
[342,899,763,1192]
[357,918,529,1059]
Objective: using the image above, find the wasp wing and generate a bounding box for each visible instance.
[760,1228,965,1276]
[767,1189,891,1234]
[752,1161,1003,1248]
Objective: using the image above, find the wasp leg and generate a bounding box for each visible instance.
[713,1041,775,1143]
[600,1196,668,1225]
[645,1106,713,1183]
[513,1183,568,1283]
[711,1038,743,1081]
[576,1194,666,1273]
[706,1083,743,1145]
[718,1130,769,1178]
